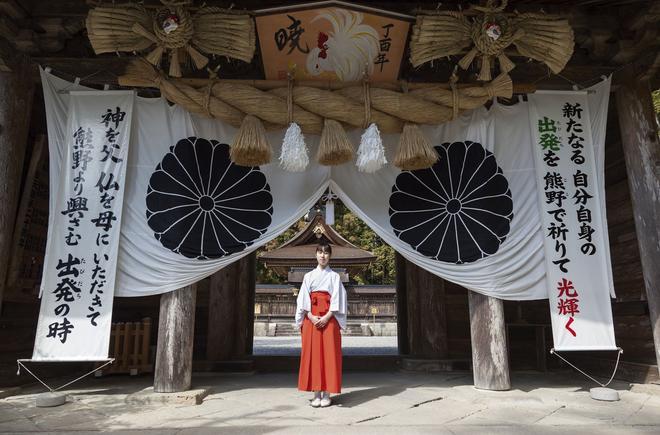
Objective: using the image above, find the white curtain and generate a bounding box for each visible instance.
[40,68,612,301]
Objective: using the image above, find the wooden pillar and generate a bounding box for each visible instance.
[615,65,660,369]
[404,258,448,358]
[468,290,511,391]
[0,60,34,313]
[206,252,256,360]
[238,252,256,356]
[395,253,409,355]
[154,284,197,393]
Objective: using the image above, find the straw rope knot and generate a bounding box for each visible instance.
[152,72,166,88]
[470,14,514,57]
[153,4,194,49]
[485,81,496,98]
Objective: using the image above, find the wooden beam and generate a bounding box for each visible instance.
[0,59,34,313]
[468,291,511,391]
[154,284,197,393]
[0,0,27,20]
[615,64,660,370]
[34,54,624,93]
[0,14,18,41]
[35,56,615,92]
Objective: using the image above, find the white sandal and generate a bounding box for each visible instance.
[311,391,321,407]
[320,391,332,407]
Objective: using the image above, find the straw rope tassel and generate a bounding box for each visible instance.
[394,123,438,171]
[230,114,272,166]
[393,81,438,171]
[279,74,309,172]
[317,119,354,166]
[356,76,387,173]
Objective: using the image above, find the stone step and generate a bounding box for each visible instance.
[273,323,367,336]
[274,323,297,336]
[343,325,364,336]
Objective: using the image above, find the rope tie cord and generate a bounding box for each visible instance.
[550,348,624,388]
[473,0,509,15]
[362,73,372,129]
[450,73,460,120]
[202,81,215,117]
[287,72,294,124]
[278,70,308,172]
[160,0,193,7]
[16,359,115,393]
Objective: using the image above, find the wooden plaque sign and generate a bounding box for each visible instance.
[255,1,411,82]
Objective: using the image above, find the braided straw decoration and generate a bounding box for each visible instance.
[86,1,255,77]
[411,0,573,80]
[120,59,513,135]
[460,1,524,80]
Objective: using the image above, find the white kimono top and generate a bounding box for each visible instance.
[294,266,348,330]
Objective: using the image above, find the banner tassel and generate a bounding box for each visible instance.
[356,123,387,173]
[279,122,309,172]
[279,72,308,172]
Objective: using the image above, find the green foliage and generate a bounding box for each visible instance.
[255,218,306,284]
[333,201,396,285]
[255,199,396,285]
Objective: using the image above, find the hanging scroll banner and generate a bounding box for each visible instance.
[528,91,616,351]
[33,90,134,360]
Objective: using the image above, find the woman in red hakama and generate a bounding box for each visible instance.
[295,243,347,407]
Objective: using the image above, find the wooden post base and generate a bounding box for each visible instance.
[468,290,511,391]
[154,284,197,393]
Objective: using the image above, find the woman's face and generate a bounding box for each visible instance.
[316,249,330,267]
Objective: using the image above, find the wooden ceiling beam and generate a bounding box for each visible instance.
[0,0,27,20]
[32,55,618,92]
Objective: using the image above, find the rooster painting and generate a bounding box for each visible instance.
[305,9,379,82]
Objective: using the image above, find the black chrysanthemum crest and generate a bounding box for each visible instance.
[389,141,513,264]
[146,138,273,259]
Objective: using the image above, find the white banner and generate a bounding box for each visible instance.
[38,69,617,353]
[528,91,616,351]
[33,90,134,360]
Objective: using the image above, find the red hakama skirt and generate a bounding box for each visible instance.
[298,291,342,393]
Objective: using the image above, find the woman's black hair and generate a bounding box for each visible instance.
[316,242,332,255]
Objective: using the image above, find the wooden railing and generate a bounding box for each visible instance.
[103,317,153,375]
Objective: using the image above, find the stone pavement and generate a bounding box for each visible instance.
[1,370,660,434]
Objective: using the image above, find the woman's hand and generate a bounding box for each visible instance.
[307,312,321,325]
[315,312,333,328]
